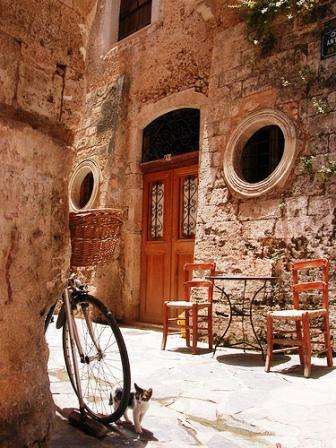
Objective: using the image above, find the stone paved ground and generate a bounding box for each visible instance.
[47,324,336,448]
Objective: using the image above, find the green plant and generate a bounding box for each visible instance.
[279,195,286,216]
[301,155,316,175]
[269,248,285,263]
[317,160,336,181]
[301,156,336,182]
[230,0,319,53]
[281,76,290,87]
[298,65,317,93]
[312,97,332,114]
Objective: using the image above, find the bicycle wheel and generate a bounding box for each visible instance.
[62,294,131,422]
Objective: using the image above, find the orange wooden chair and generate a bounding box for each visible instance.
[161,262,216,354]
[265,258,333,377]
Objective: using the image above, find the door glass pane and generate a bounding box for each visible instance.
[150,182,164,240]
[181,175,198,239]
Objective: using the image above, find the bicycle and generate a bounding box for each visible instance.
[45,209,131,425]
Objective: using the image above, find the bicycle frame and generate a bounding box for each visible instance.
[62,278,109,419]
[63,287,87,418]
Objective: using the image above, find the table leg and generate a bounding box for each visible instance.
[241,280,247,351]
[249,281,267,359]
[213,286,232,356]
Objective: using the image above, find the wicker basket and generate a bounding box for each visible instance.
[69,208,123,267]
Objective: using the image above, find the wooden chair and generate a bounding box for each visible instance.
[161,262,216,354]
[265,258,333,377]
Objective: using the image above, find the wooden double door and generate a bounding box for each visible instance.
[140,163,198,324]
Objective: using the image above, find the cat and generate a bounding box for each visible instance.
[112,383,153,434]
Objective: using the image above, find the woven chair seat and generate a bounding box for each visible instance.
[165,301,211,308]
[270,308,326,320]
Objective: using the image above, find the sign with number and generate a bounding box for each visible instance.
[321,27,336,59]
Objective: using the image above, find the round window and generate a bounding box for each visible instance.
[237,125,284,184]
[69,159,100,211]
[223,110,296,198]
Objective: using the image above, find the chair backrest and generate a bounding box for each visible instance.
[292,258,329,310]
[183,262,216,302]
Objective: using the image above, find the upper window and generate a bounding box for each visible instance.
[119,0,152,40]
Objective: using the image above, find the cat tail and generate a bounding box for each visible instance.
[112,385,123,402]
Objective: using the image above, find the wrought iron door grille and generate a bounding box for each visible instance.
[142,108,200,162]
[150,182,164,240]
[182,175,198,239]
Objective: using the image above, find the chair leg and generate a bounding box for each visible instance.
[295,320,304,366]
[208,306,213,350]
[185,310,191,347]
[302,313,312,378]
[192,304,198,355]
[161,303,168,350]
[265,312,273,372]
[323,314,333,367]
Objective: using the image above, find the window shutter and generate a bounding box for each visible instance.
[118,0,152,40]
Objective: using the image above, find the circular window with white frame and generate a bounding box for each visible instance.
[69,159,100,211]
[223,109,297,198]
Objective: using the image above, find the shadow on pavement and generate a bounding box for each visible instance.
[50,412,158,448]
[216,352,291,367]
[277,364,335,379]
[169,347,214,355]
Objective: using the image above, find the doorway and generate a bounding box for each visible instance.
[140,162,198,323]
[140,108,200,324]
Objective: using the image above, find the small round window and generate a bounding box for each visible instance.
[69,160,100,211]
[237,125,284,184]
[223,110,296,198]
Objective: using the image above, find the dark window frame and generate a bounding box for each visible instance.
[118,0,152,41]
[240,125,284,184]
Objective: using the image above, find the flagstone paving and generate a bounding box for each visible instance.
[47,324,336,447]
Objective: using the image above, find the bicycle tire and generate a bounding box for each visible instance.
[44,304,56,333]
[62,294,131,423]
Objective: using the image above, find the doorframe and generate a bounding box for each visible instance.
[122,90,207,322]
[140,151,199,174]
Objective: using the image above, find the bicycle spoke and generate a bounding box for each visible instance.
[63,295,130,422]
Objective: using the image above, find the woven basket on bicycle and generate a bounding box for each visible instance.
[69,208,123,267]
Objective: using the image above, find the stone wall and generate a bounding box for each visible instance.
[0,1,93,445]
[79,0,335,347]
[196,1,336,343]
[74,0,217,320]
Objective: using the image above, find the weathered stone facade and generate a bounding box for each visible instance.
[77,0,335,345]
[1,0,335,444]
[0,1,95,445]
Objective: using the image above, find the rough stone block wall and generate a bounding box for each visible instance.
[0,1,93,445]
[78,0,335,352]
[195,1,336,347]
[75,0,217,319]
[0,121,72,447]
[73,76,130,318]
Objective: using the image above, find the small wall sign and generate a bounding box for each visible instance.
[321,27,336,59]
